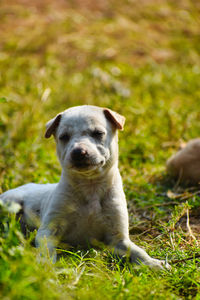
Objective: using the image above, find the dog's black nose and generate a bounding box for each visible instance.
[71,147,88,161]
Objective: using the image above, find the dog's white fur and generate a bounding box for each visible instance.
[1,105,168,268]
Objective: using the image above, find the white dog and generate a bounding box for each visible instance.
[1,105,168,269]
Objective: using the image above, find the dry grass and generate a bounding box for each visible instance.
[0,0,200,299]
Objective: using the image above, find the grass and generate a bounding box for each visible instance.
[0,0,200,299]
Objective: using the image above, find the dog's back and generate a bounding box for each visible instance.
[0,183,57,228]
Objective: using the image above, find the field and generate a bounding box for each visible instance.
[0,0,200,299]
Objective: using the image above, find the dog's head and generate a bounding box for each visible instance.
[45,105,125,177]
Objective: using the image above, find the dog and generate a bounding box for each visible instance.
[167,138,200,184]
[1,105,168,269]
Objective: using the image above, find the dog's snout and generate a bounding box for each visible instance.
[71,147,88,161]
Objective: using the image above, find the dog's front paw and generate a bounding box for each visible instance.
[146,258,171,270]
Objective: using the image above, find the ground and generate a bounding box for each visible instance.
[0,0,200,299]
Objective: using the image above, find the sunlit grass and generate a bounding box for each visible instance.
[0,0,200,299]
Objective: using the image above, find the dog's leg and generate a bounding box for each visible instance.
[35,217,66,262]
[35,226,58,262]
[113,238,169,269]
[35,205,69,262]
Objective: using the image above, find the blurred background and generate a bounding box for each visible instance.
[1,2,200,298]
[0,0,200,189]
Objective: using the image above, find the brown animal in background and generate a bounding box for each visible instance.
[167,138,200,184]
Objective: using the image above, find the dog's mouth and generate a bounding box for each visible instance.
[70,160,105,173]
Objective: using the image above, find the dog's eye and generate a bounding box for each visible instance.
[91,130,105,140]
[59,133,70,142]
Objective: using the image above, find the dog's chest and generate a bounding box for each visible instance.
[71,184,104,217]
[63,191,106,246]
[76,194,103,226]
[83,198,102,216]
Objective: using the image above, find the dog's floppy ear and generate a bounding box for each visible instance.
[103,108,125,130]
[45,113,62,138]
